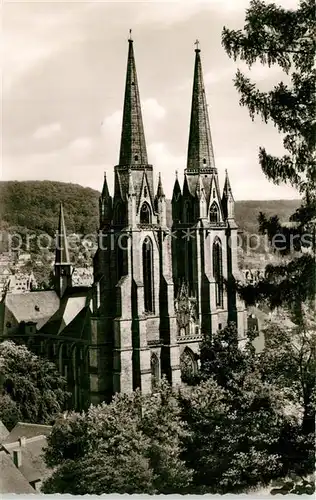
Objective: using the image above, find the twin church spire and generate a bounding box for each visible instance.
[118,35,217,176]
[100,35,234,222]
[119,36,148,167]
[187,44,216,172]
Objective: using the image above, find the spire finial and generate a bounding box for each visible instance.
[195,39,200,52]
[175,170,178,179]
[129,29,133,41]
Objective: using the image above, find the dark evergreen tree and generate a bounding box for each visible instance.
[222,0,315,324]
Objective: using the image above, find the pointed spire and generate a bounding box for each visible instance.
[223,169,233,199]
[101,171,110,198]
[222,169,235,220]
[55,203,70,265]
[156,172,165,199]
[119,37,148,167]
[172,171,181,201]
[187,43,215,172]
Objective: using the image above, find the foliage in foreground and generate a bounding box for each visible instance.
[42,323,315,495]
[0,341,70,428]
[179,323,305,493]
[42,380,192,495]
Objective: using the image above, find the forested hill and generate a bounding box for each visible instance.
[0,181,99,236]
[0,180,300,236]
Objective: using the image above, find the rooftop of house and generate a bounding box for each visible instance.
[0,420,9,443]
[3,422,52,444]
[2,435,50,485]
[0,450,36,494]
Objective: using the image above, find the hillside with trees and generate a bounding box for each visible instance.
[0,181,99,237]
[0,180,299,238]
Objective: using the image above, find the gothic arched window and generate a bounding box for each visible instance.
[209,202,219,224]
[180,347,197,383]
[140,202,151,224]
[143,237,154,313]
[151,353,159,390]
[184,200,193,224]
[185,237,194,295]
[213,238,223,307]
[115,202,125,226]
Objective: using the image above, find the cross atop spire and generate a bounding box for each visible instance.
[187,44,215,172]
[118,37,148,167]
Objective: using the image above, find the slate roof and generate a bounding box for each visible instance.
[0,420,9,443]
[0,451,36,494]
[4,291,60,330]
[3,436,50,485]
[40,287,91,336]
[3,422,52,444]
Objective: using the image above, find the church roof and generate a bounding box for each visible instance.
[39,287,91,337]
[4,291,60,330]
[119,37,148,167]
[187,45,216,172]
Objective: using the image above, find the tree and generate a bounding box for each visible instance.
[222,0,315,325]
[43,380,192,495]
[0,341,70,425]
[184,322,315,493]
[179,378,288,494]
[259,318,315,480]
[260,317,315,434]
[0,393,21,431]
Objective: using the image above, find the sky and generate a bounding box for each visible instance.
[2,0,300,200]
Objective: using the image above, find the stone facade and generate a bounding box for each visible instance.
[91,39,246,404]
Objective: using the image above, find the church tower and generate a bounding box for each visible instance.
[55,203,72,298]
[93,35,181,402]
[172,43,246,340]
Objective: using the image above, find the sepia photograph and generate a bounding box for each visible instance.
[0,0,315,496]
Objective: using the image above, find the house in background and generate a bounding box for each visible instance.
[0,421,53,493]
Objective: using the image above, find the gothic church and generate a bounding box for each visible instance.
[91,37,246,402]
[0,37,246,409]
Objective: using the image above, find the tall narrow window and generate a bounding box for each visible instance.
[117,245,125,281]
[115,202,125,225]
[209,202,219,224]
[151,353,159,390]
[140,202,151,224]
[213,238,223,307]
[184,200,193,224]
[186,237,194,295]
[143,237,154,313]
